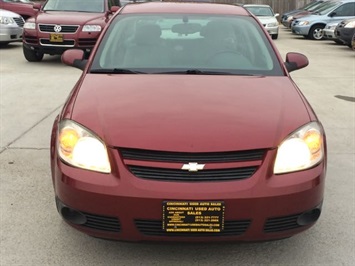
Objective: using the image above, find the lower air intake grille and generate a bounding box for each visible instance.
[264,213,302,233]
[82,212,120,232]
[135,219,251,237]
[129,165,257,182]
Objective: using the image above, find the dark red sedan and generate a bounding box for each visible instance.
[51,2,327,242]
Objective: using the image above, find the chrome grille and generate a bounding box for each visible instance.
[13,17,25,27]
[129,165,257,182]
[39,24,79,33]
[135,219,251,237]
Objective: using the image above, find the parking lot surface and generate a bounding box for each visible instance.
[1,28,354,265]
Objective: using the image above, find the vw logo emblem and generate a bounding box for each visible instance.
[53,25,62,33]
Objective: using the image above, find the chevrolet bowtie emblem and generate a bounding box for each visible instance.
[181,162,205,172]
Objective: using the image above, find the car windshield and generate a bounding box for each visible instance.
[245,6,274,17]
[43,0,104,12]
[91,14,283,76]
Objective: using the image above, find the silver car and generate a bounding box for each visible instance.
[323,21,343,43]
[0,9,25,46]
[243,4,280,39]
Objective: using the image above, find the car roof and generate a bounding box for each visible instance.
[120,2,250,16]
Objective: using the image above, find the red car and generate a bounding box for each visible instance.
[51,2,327,242]
[22,0,120,62]
[0,0,38,20]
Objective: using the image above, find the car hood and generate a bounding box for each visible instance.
[36,11,104,24]
[70,75,311,152]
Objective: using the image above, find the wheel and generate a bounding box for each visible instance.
[308,25,325,40]
[23,45,44,62]
[272,34,278,40]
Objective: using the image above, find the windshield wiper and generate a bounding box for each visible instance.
[156,70,258,76]
[90,68,145,74]
[156,69,236,75]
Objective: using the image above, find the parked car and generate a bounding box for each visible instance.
[0,0,38,20]
[22,0,121,62]
[0,8,25,46]
[281,0,329,29]
[352,32,355,49]
[51,2,327,242]
[243,4,279,39]
[323,21,343,43]
[292,0,355,40]
[334,18,355,46]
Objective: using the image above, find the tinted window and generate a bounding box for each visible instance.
[91,14,284,76]
[332,3,355,16]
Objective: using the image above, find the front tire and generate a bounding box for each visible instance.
[272,34,278,40]
[23,45,44,62]
[308,25,325,40]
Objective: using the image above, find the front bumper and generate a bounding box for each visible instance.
[51,144,326,242]
[336,28,355,45]
[22,29,99,55]
[292,25,311,36]
[264,25,279,36]
[0,25,23,43]
[323,28,336,40]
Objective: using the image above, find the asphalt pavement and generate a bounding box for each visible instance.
[0,28,354,265]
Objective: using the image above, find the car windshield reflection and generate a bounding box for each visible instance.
[91,14,283,76]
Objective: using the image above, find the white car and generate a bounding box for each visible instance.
[243,4,279,39]
[0,9,25,46]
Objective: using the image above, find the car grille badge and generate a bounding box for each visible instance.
[181,162,205,172]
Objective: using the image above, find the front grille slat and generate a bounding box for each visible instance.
[129,165,257,182]
[13,17,25,27]
[120,148,266,163]
[264,214,301,233]
[135,219,251,237]
[39,24,79,33]
[81,212,121,232]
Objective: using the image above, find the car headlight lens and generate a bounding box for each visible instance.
[57,120,111,173]
[0,16,15,25]
[24,22,36,29]
[274,122,324,174]
[287,16,293,21]
[345,21,355,28]
[82,25,102,32]
[298,21,310,26]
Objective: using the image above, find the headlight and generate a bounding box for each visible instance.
[287,16,293,21]
[274,122,325,174]
[0,16,15,25]
[298,21,310,26]
[57,120,111,173]
[24,22,36,29]
[345,21,355,28]
[82,25,102,32]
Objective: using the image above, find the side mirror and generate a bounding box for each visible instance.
[284,52,309,73]
[329,12,336,17]
[111,6,120,12]
[33,3,41,10]
[274,13,280,17]
[62,49,87,70]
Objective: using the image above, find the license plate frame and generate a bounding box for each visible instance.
[162,201,225,233]
[49,33,63,43]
